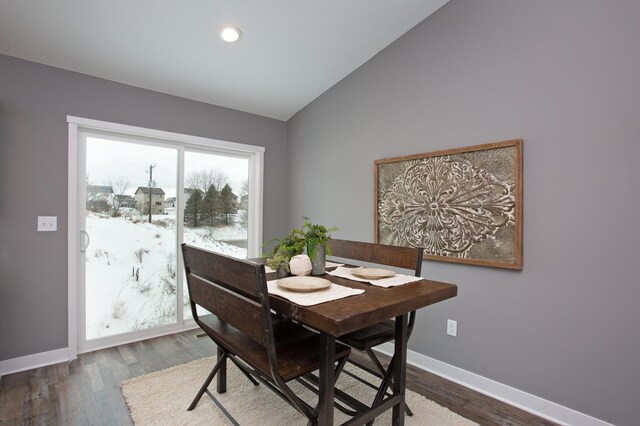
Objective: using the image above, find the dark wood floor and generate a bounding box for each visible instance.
[0,331,557,425]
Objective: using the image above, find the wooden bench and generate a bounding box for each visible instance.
[181,244,351,423]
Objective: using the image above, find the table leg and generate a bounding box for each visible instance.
[318,332,335,426]
[392,314,408,426]
[216,346,227,393]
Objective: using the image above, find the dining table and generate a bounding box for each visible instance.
[253,258,458,426]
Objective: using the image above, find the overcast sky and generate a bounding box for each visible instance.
[86,137,248,198]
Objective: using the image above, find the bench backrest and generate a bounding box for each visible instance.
[181,244,271,347]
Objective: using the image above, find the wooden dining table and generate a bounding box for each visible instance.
[254,258,458,426]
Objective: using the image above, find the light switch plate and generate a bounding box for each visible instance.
[38,216,57,232]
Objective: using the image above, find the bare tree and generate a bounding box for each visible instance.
[239,179,249,227]
[240,180,249,196]
[109,177,130,217]
[186,168,230,193]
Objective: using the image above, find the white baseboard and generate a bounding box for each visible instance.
[0,348,69,378]
[377,343,612,426]
[0,324,201,378]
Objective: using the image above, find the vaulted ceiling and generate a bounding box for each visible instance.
[0,1,448,120]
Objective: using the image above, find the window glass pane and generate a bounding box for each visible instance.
[182,150,249,319]
[85,137,178,339]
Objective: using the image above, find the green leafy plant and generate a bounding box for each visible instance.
[266,250,293,272]
[264,217,337,271]
[264,230,305,272]
[298,217,338,260]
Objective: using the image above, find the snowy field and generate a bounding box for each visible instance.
[85,211,247,339]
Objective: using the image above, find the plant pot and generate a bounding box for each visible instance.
[309,243,326,276]
[276,263,289,278]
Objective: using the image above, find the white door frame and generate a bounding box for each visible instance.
[67,116,264,360]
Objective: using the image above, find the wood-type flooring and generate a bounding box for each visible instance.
[0,331,557,425]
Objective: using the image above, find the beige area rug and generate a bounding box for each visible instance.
[121,357,477,425]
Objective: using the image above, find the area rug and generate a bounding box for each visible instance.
[121,357,477,425]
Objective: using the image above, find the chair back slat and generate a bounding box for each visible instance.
[182,244,270,346]
[329,239,423,275]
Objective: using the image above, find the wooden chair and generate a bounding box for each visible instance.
[181,244,351,424]
[328,239,423,418]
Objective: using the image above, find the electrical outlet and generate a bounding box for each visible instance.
[446,319,457,337]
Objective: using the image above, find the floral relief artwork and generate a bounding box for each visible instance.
[375,140,522,269]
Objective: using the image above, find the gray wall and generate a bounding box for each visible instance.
[287,1,640,424]
[0,54,288,361]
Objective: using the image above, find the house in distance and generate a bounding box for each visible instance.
[134,187,165,215]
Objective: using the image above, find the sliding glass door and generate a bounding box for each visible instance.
[70,117,263,354]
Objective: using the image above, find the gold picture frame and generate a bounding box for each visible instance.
[375,139,523,270]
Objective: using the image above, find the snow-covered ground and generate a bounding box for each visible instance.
[85,211,247,339]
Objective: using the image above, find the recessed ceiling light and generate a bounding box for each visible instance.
[220,26,242,43]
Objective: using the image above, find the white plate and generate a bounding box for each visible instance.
[277,276,332,292]
[350,268,396,280]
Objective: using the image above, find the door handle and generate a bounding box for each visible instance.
[80,230,91,252]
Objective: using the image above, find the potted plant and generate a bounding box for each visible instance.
[298,217,338,275]
[265,231,305,278]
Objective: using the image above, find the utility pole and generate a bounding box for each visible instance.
[147,164,156,223]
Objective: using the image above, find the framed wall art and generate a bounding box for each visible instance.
[375,139,522,269]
